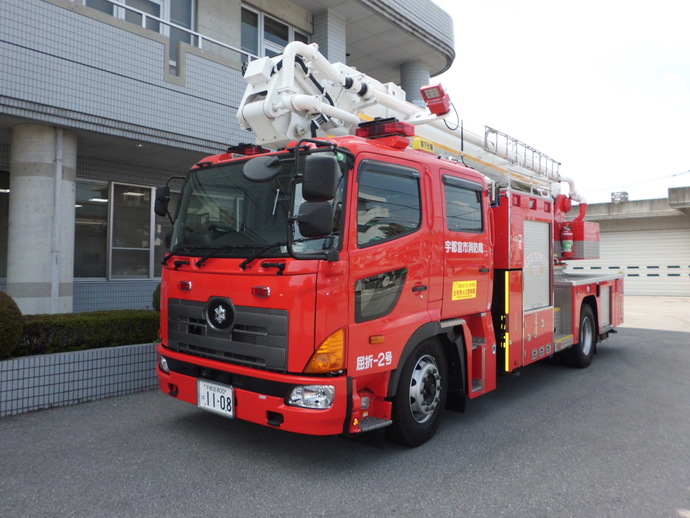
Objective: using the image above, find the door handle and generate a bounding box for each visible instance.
[479,267,490,273]
[412,285,428,292]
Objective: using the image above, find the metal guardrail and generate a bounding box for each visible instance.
[76,0,258,64]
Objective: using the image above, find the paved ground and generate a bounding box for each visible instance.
[1,297,689,518]
[623,296,690,332]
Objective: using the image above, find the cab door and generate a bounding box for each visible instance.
[346,157,430,373]
[440,171,493,318]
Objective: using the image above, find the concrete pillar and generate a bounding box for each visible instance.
[313,9,347,64]
[400,60,431,107]
[7,124,76,314]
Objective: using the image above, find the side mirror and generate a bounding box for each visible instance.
[154,185,170,217]
[297,202,334,237]
[302,155,339,201]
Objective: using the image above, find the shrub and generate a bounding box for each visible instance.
[0,291,24,360]
[152,282,161,311]
[14,310,160,358]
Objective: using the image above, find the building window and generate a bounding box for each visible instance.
[168,0,193,64]
[74,181,109,278]
[241,6,309,59]
[84,0,114,15]
[109,183,154,279]
[74,181,170,280]
[84,0,194,64]
[121,0,163,31]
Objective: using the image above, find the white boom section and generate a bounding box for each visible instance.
[238,42,575,199]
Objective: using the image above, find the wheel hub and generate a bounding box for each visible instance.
[409,354,442,424]
[581,315,594,355]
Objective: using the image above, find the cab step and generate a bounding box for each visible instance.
[359,417,392,432]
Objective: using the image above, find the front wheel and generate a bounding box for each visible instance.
[386,339,448,447]
[561,304,596,368]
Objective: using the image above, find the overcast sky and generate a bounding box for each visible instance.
[432,0,690,203]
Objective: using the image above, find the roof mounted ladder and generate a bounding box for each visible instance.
[484,126,561,183]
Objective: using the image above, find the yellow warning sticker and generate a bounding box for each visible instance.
[452,280,477,300]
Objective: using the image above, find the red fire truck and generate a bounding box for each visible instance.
[154,42,623,446]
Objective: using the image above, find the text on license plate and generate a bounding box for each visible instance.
[197,380,234,418]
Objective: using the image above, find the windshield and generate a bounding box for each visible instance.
[170,150,345,259]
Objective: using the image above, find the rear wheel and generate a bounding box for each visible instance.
[561,304,596,368]
[386,339,448,447]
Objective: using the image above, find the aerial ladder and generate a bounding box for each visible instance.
[237,41,580,204]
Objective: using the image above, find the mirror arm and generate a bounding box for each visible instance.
[286,218,339,262]
[162,192,174,226]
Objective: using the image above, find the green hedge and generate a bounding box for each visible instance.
[11,310,160,358]
[0,291,24,360]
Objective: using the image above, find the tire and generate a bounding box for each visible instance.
[561,304,596,368]
[386,339,448,447]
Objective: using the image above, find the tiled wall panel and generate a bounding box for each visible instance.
[0,343,157,417]
[0,0,252,150]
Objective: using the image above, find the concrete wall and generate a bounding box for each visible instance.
[584,187,690,232]
[360,0,455,70]
[313,9,346,63]
[669,186,690,212]
[7,125,77,314]
[196,0,243,49]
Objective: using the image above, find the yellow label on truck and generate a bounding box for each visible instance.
[412,137,435,153]
[452,280,477,300]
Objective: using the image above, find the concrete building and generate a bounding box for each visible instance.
[568,186,690,296]
[0,0,454,314]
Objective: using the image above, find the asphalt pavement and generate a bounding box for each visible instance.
[1,297,689,518]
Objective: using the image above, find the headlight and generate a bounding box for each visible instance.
[288,385,335,409]
[159,355,170,374]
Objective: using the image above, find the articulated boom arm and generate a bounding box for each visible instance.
[237,42,581,201]
[237,42,402,147]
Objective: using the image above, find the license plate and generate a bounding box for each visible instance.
[197,380,234,418]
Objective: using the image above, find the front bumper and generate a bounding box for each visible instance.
[157,344,350,436]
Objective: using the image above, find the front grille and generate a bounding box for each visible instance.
[168,298,289,371]
[232,324,267,344]
[179,342,265,365]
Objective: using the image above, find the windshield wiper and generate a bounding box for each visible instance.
[239,241,287,270]
[195,245,249,268]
